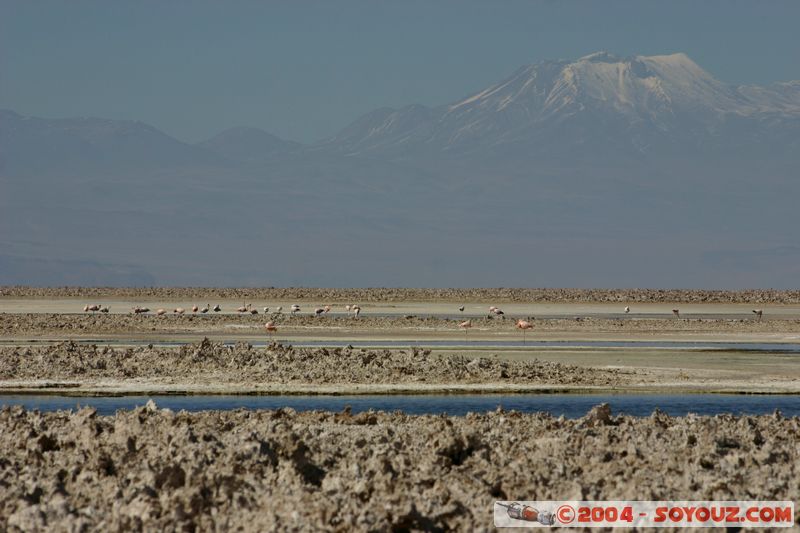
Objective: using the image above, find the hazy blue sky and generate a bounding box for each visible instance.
[2,0,799,143]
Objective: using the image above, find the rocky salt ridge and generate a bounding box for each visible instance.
[0,339,632,386]
[3,286,800,304]
[0,404,797,531]
[2,313,798,337]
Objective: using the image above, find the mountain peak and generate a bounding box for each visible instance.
[577,51,621,63]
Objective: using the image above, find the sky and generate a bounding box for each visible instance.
[2,0,799,144]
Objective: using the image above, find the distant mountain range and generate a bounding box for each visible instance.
[1,52,799,287]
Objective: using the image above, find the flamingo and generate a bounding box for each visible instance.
[192,305,199,313]
[213,304,221,312]
[624,306,630,314]
[250,308,259,315]
[174,307,185,314]
[672,309,680,319]
[84,304,101,314]
[99,306,109,314]
[156,308,166,316]
[314,307,325,317]
[132,306,149,314]
[459,319,472,341]
[200,304,209,314]
[345,305,351,311]
[237,303,249,313]
[352,305,361,319]
[291,304,301,315]
[264,321,278,339]
[324,305,331,314]
[752,309,763,321]
[493,308,505,318]
[515,319,533,344]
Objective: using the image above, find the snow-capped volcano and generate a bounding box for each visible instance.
[321,52,800,158]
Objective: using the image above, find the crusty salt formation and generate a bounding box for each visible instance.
[1,405,797,531]
[0,339,631,386]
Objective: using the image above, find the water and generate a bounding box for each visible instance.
[2,393,799,418]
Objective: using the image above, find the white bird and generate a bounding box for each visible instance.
[624,306,630,314]
[174,307,185,314]
[752,309,763,321]
[263,307,270,313]
[352,305,361,318]
[291,304,301,315]
[345,305,351,311]
[276,306,283,313]
[156,308,166,316]
[237,303,249,313]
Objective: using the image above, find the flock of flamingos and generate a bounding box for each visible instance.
[81,302,767,340]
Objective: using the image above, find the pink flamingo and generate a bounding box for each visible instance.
[264,321,278,339]
[515,319,533,343]
[156,308,166,316]
[459,319,472,341]
[192,305,199,313]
